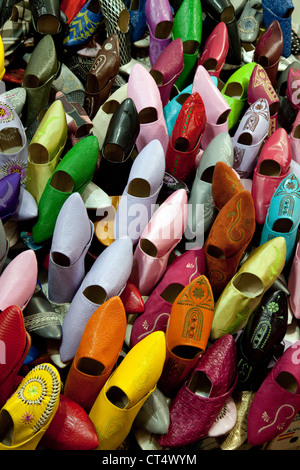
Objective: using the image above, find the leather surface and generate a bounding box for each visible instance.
[247,343,300,446]
[32,135,99,244]
[205,191,256,295]
[0,173,21,223]
[211,237,287,339]
[89,331,166,450]
[192,65,230,149]
[150,38,184,107]
[48,193,94,304]
[130,247,206,348]
[114,139,165,244]
[254,20,283,86]
[96,97,139,196]
[166,92,206,183]
[127,63,169,154]
[0,306,27,387]
[236,288,288,391]
[43,394,99,450]
[260,173,300,263]
[60,236,133,363]
[130,189,188,295]
[251,127,292,224]
[212,161,244,211]
[0,97,28,187]
[158,334,238,447]
[198,21,229,78]
[22,35,59,127]
[0,249,38,311]
[85,34,120,118]
[64,297,127,412]
[232,98,270,179]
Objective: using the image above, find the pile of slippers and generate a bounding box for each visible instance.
[0,0,300,452]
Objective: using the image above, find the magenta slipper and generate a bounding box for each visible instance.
[247,344,300,447]
[150,38,184,107]
[158,334,238,448]
[130,247,206,348]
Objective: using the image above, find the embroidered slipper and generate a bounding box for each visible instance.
[0,363,61,450]
[212,161,244,211]
[204,190,256,296]
[158,334,238,447]
[232,98,270,179]
[247,343,300,446]
[158,275,214,398]
[130,247,206,348]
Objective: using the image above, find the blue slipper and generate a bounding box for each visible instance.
[260,173,300,263]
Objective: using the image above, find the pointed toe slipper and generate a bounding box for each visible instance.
[48,192,94,304]
[187,132,234,239]
[158,335,238,447]
[130,247,206,348]
[210,236,287,340]
[89,331,166,450]
[232,98,270,179]
[59,236,133,363]
[158,275,215,397]
[204,190,256,296]
[114,139,165,245]
[251,128,292,225]
[64,297,127,412]
[192,65,231,150]
[130,189,188,296]
[260,173,300,263]
[127,63,169,155]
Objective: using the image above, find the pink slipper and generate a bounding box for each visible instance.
[127,63,169,155]
[0,250,38,311]
[251,127,292,225]
[130,189,188,296]
[197,22,229,79]
[192,65,231,150]
[247,344,300,447]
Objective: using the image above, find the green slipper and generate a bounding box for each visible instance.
[32,135,99,244]
[221,62,257,130]
[172,0,202,91]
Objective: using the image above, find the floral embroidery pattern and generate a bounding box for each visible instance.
[1,159,27,186]
[21,411,34,425]
[193,287,204,300]
[268,302,279,313]
[0,103,14,123]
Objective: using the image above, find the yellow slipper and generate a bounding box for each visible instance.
[210,236,286,340]
[26,100,68,204]
[89,331,166,450]
[0,363,61,450]
[0,36,5,81]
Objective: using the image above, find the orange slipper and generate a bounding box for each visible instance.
[158,275,214,397]
[212,161,244,211]
[63,296,127,412]
[204,191,256,296]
